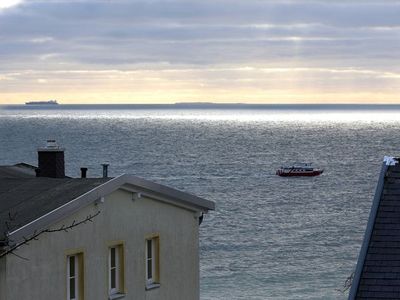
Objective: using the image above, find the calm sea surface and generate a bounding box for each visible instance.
[2,105,400,299]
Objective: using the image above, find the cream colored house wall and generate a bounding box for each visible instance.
[3,189,200,300]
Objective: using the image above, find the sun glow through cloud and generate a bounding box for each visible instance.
[0,0,22,9]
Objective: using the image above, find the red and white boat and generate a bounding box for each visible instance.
[276,163,323,177]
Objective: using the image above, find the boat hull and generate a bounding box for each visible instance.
[276,170,323,177]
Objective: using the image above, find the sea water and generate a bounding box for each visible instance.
[1,105,400,300]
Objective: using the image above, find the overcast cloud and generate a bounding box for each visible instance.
[1,0,400,103]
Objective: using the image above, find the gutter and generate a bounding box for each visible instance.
[348,158,396,299]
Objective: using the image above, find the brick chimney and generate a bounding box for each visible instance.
[37,140,65,178]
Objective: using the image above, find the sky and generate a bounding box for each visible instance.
[1,0,400,104]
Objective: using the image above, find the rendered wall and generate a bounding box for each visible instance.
[5,189,200,300]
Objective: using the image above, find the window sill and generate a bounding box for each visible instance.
[146,283,160,291]
[109,293,125,300]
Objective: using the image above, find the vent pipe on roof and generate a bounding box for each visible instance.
[80,167,88,178]
[102,163,109,178]
[37,140,65,178]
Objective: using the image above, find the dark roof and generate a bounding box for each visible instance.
[0,177,110,241]
[0,164,36,178]
[349,160,400,299]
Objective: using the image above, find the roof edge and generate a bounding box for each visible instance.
[348,161,389,299]
[122,174,215,211]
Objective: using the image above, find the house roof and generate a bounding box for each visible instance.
[0,165,111,242]
[0,164,36,178]
[349,157,400,299]
[0,165,214,245]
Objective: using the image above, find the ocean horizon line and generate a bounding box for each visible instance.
[3,103,400,111]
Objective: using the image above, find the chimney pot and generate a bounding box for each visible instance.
[45,139,60,149]
[102,163,109,178]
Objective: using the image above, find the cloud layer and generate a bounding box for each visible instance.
[1,0,400,103]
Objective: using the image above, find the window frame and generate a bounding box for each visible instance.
[146,239,154,285]
[108,243,125,297]
[145,235,160,288]
[109,247,119,294]
[66,252,84,300]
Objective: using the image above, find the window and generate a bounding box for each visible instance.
[109,244,125,297]
[145,236,160,288]
[67,253,84,300]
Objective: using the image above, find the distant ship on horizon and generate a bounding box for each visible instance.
[25,100,59,105]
